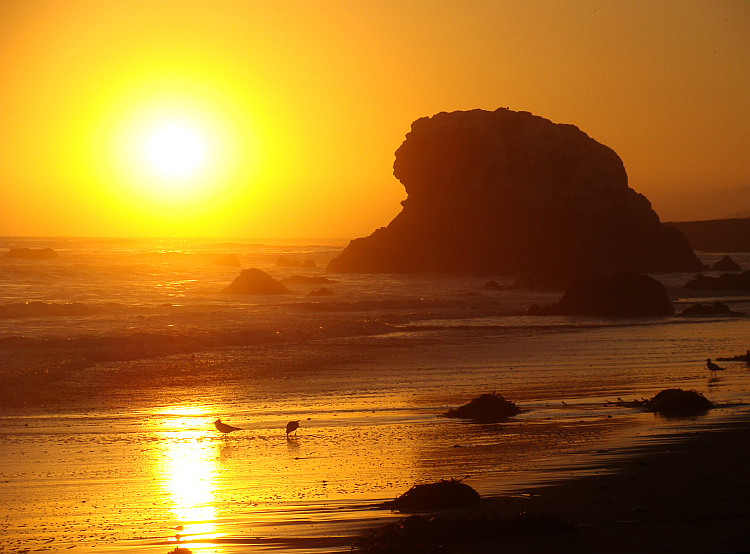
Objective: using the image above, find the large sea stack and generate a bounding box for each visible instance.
[327,109,703,288]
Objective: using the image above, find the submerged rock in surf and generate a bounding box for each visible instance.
[223,268,288,295]
[443,392,519,422]
[3,247,59,260]
[384,479,481,512]
[309,287,334,296]
[213,253,241,267]
[280,275,337,285]
[276,255,302,268]
[531,272,674,317]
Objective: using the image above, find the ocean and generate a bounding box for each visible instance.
[1,237,748,553]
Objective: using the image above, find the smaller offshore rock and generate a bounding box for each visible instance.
[533,272,674,317]
[712,255,741,272]
[223,268,288,295]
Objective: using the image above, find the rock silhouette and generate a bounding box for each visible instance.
[222,268,288,295]
[327,109,702,288]
[711,255,741,272]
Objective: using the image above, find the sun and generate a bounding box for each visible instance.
[144,122,207,178]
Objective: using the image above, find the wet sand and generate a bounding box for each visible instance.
[423,411,750,554]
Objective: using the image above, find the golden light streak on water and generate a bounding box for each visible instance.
[151,405,220,544]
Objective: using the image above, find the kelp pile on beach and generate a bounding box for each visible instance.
[442,392,519,422]
[353,512,575,553]
[609,388,712,414]
[383,480,481,512]
[358,479,574,553]
[717,350,750,362]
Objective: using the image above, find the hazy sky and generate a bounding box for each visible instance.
[0,0,748,238]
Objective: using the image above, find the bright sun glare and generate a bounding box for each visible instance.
[145,123,207,178]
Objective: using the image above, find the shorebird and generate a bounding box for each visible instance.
[214,418,241,434]
[706,359,726,374]
[286,420,299,437]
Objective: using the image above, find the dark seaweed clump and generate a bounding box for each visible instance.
[646,388,712,413]
[354,512,575,553]
[443,393,519,422]
[384,480,481,512]
[611,388,712,414]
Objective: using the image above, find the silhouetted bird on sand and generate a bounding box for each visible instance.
[214,419,241,434]
[706,359,726,373]
[286,420,299,437]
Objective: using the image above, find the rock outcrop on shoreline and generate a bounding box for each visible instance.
[327,109,703,288]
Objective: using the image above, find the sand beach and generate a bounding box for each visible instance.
[1,242,748,554]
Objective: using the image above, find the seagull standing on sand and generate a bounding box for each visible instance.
[214,418,241,434]
[286,420,299,437]
[706,359,726,374]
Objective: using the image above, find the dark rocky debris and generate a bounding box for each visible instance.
[684,271,750,292]
[680,301,745,317]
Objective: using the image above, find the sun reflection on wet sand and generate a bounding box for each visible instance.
[151,406,219,545]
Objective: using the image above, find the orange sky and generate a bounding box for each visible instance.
[0,0,748,238]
